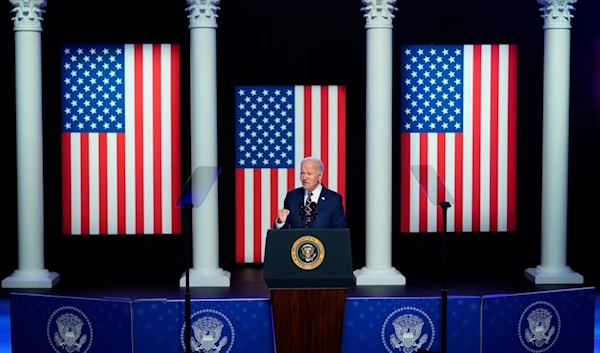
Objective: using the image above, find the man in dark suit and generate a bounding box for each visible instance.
[273,157,347,229]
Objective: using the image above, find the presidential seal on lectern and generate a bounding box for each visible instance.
[291,235,325,270]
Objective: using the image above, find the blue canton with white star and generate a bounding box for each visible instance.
[401,45,465,133]
[61,45,126,133]
[235,86,296,169]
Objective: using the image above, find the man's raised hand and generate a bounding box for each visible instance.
[277,208,290,223]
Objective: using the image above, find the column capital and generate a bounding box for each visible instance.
[537,0,576,30]
[9,0,47,32]
[361,0,397,29]
[186,0,220,29]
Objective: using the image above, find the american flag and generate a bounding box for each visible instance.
[61,44,181,235]
[400,45,517,233]
[235,85,346,263]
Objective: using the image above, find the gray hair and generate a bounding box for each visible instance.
[301,156,324,173]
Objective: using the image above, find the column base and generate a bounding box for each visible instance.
[353,267,406,286]
[179,268,231,288]
[524,265,584,284]
[2,269,61,289]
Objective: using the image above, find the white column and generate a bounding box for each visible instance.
[180,0,230,287]
[2,0,59,289]
[525,0,583,284]
[354,0,406,286]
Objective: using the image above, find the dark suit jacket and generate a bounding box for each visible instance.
[273,186,347,229]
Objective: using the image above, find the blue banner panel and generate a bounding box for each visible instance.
[9,293,133,353]
[132,298,275,353]
[446,296,481,353]
[482,287,596,353]
[341,296,480,353]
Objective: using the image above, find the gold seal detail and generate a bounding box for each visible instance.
[290,235,325,270]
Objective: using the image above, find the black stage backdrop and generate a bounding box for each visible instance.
[1,0,599,287]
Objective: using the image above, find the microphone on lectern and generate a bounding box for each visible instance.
[298,202,308,227]
[309,202,318,220]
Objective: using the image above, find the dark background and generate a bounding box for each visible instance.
[1,0,599,288]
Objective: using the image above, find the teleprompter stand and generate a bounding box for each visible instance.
[419,201,451,353]
[409,165,454,353]
[175,166,220,353]
[263,228,355,353]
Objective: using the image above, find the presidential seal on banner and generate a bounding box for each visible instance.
[180,309,235,353]
[518,300,561,353]
[381,306,435,353]
[46,306,94,353]
[291,235,325,270]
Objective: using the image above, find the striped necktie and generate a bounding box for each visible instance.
[305,192,313,217]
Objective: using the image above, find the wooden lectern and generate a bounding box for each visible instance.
[263,228,355,353]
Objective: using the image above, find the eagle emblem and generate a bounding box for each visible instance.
[47,307,93,353]
[518,301,561,352]
[54,314,88,352]
[390,314,429,353]
[524,308,556,347]
[381,306,435,353]
[181,309,235,353]
[190,317,228,352]
[299,243,317,262]
[290,236,325,270]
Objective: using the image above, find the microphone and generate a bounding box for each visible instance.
[309,202,318,223]
[299,202,308,228]
[299,202,306,217]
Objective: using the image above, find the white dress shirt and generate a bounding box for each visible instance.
[304,183,323,205]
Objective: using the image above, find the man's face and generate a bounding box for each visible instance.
[300,161,322,192]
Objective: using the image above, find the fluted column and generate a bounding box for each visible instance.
[2,0,60,289]
[525,0,583,284]
[180,0,230,287]
[354,0,406,286]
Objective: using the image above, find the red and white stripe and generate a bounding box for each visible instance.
[400,44,518,233]
[62,44,181,235]
[235,85,347,263]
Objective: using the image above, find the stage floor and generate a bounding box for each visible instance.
[0,267,595,300]
[1,267,598,353]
